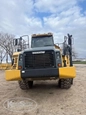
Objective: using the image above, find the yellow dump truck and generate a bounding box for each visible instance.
[5,33,76,89]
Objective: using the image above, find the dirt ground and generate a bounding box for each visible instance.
[0,64,86,115]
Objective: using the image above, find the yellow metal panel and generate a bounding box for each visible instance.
[59,66,76,78]
[5,70,22,81]
[13,52,21,56]
[0,63,11,70]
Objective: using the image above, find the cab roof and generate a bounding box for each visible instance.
[32,33,53,38]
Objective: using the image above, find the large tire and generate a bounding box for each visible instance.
[18,80,29,90]
[18,80,33,90]
[58,78,72,89]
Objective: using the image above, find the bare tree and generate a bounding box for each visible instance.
[0,32,15,62]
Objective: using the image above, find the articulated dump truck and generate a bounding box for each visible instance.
[5,33,76,89]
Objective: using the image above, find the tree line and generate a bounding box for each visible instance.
[0,32,15,62]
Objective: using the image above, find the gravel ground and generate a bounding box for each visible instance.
[0,64,86,115]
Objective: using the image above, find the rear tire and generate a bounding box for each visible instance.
[58,78,72,89]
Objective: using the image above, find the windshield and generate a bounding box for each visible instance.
[31,36,54,48]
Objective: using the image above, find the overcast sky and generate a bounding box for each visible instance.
[0,0,86,58]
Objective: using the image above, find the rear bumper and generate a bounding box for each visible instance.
[21,68,59,78]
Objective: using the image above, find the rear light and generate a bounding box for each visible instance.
[58,63,61,67]
[18,66,22,69]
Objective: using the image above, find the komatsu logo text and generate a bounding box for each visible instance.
[32,51,45,54]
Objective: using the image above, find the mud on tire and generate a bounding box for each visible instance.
[58,78,72,89]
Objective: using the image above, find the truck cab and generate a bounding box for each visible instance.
[31,33,54,48]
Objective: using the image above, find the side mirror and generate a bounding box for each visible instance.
[68,34,72,45]
[20,37,22,40]
[13,39,18,46]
